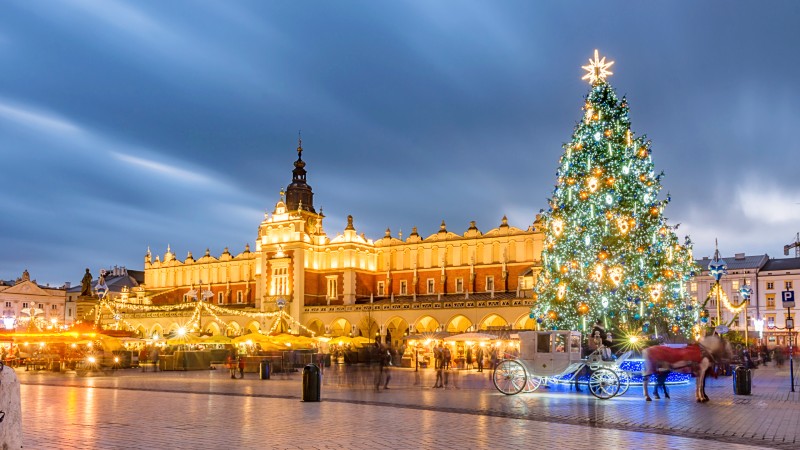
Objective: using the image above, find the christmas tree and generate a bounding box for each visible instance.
[530,50,699,338]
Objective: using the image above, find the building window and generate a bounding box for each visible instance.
[456,278,464,294]
[400,281,407,295]
[767,282,774,290]
[766,314,776,328]
[732,280,739,290]
[218,292,223,304]
[427,279,435,294]
[786,281,794,290]
[4,302,9,308]
[237,291,243,303]
[486,276,494,292]
[377,282,385,297]
[766,294,775,308]
[51,304,58,310]
[22,302,28,309]
[271,266,289,296]
[183,294,188,302]
[327,277,337,300]
[68,308,72,317]
[38,303,43,309]
[690,282,697,292]
[733,317,740,328]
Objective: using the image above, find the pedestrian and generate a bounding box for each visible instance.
[466,345,473,370]
[150,347,160,372]
[376,347,392,390]
[442,345,452,370]
[433,343,444,388]
[238,355,245,378]
[476,345,484,372]
[652,362,670,399]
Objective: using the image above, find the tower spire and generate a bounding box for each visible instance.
[285,133,315,212]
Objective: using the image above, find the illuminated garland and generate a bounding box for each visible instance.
[97,299,317,336]
[708,283,747,314]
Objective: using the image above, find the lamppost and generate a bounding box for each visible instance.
[740,284,753,345]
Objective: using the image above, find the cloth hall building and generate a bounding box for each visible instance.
[122,142,544,347]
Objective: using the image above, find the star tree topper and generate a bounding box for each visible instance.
[581,49,614,84]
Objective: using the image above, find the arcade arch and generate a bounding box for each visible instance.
[445,315,473,333]
[384,316,409,348]
[329,318,351,336]
[413,315,440,333]
[478,314,508,330]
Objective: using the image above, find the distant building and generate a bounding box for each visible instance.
[0,269,67,330]
[66,266,144,325]
[693,253,800,347]
[124,140,543,345]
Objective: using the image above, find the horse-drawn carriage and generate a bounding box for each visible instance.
[492,330,632,399]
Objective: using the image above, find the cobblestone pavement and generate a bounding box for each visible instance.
[16,363,800,449]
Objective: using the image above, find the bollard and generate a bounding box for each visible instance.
[0,364,23,448]
[259,360,271,380]
[733,365,752,395]
[302,364,321,402]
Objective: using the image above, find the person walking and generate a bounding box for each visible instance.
[476,345,485,372]
[376,347,392,390]
[433,342,444,388]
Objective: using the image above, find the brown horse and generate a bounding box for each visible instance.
[642,335,732,402]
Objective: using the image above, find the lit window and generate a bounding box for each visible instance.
[690,282,697,292]
[766,294,775,308]
[732,280,739,290]
[271,266,289,296]
[327,277,337,300]
[377,282,385,297]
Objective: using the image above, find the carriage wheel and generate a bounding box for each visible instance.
[523,375,543,393]
[588,368,620,399]
[492,360,527,395]
[615,371,630,397]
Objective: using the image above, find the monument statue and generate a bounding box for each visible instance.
[80,268,93,297]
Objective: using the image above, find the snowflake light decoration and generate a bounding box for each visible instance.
[582,49,614,84]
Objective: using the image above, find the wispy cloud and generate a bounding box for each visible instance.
[0,100,82,135]
[111,151,216,185]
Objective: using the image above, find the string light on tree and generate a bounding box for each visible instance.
[530,50,698,335]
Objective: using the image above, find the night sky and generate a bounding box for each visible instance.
[1,1,799,286]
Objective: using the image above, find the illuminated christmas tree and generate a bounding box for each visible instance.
[530,50,699,337]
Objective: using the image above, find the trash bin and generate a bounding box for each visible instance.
[302,363,321,402]
[259,360,271,380]
[733,365,751,395]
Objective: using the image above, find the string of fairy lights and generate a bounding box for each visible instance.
[96,299,317,336]
[530,50,699,336]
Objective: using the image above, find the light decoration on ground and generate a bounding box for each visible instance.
[530,51,699,335]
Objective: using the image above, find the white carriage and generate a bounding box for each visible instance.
[492,330,631,399]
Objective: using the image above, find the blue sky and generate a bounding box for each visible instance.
[1,1,799,286]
